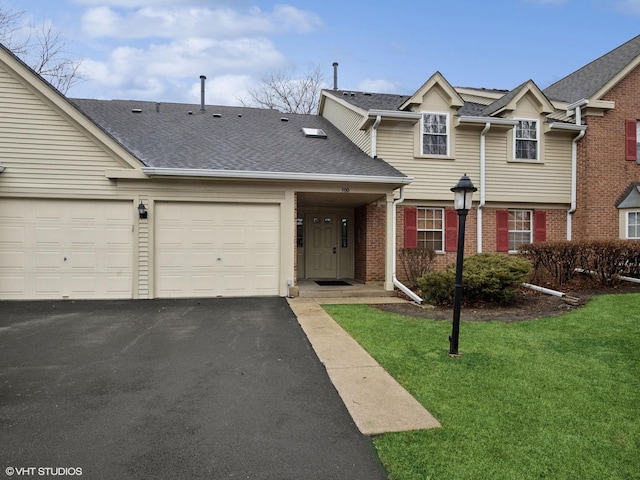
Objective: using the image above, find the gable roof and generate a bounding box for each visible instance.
[72,99,409,181]
[482,80,555,117]
[543,34,640,103]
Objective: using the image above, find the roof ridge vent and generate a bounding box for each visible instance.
[213,113,222,118]
[132,108,142,113]
[188,111,193,115]
[280,117,289,122]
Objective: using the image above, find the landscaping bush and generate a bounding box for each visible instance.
[519,240,640,286]
[418,253,531,306]
[399,247,436,288]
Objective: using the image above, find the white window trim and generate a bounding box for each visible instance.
[417,207,445,253]
[508,209,533,253]
[627,210,640,239]
[513,118,540,161]
[421,112,450,157]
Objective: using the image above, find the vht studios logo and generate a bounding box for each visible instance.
[5,466,83,476]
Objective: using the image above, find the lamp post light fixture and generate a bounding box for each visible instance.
[449,174,477,356]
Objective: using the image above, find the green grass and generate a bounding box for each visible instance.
[324,293,640,480]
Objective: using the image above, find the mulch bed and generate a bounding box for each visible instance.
[374,279,640,322]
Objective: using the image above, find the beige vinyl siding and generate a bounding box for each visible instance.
[377,125,480,200]
[321,97,371,155]
[486,134,571,203]
[0,67,127,196]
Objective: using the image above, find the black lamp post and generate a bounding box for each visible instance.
[449,174,477,356]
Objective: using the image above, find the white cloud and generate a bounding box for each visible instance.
[80,4,322,39]
[68,2,323,103]
[357,79,401,94]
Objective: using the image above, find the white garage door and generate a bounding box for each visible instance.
[0,198,134,299]
[155,202,280,298]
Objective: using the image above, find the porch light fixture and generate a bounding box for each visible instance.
[449,174,477,356]
[138,201,148,219]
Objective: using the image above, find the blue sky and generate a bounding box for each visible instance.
[4,0,640,105]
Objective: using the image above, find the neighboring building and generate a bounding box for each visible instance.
[542,34,640,241]
[0,43,410,300]
[320,34,640,281]
[320,75,585,276]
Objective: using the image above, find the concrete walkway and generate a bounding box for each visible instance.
[287,297,441,436]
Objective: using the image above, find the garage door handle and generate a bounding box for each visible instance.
[333,247,336,254]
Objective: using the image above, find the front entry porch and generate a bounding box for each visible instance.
[296,279,397,299]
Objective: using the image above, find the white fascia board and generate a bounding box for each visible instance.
[457,116,519,126]
[141,167,414,185]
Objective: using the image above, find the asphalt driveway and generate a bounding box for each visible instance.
[0,298,387,479]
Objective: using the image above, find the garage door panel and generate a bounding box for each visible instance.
[1,226,25,243]
[34,252,61,268]
[0,199,133,299]
[156,202,280,298]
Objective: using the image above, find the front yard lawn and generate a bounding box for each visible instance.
[324,293,640,480]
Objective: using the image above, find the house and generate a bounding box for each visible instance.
[2,33,638,301]
[542,34,640,241]
[0,43,410,300]
[320,74,585,277]
[319,34,640,283]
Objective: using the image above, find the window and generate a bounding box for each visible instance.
[296,218,303,247]
[628,211,640,239]
[417,208,444,251]
[515,120,538,160]
[508,210,532,250]
[422,113,448,156]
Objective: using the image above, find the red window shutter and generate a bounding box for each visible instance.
[445,209,458,252]
[625,119,637,161]
[533,211,547,243]
[404,207,417,248]
[496,210,509,252]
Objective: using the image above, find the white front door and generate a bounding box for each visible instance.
[306,214,338,278]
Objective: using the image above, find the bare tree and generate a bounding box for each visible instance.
[0,2,81,94]
[241,65,325,114]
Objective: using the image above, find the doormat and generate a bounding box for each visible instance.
[315,280,351,286]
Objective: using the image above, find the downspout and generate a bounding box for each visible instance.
[393,187,423,304]
[477,122,491,252]
[566,99,588,240]
[371,115,381,158]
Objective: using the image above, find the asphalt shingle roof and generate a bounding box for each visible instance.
[71,99,408,179]
[543,34,640,103]
[326,89,411,111]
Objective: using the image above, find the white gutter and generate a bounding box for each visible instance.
[557,98,589,241]
[142,167,414,185]
[477,122,491,253]
[458,116,518,127]
[371,115,381,158]
[392,187,423,304]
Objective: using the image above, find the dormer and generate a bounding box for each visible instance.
[399,72,465,112]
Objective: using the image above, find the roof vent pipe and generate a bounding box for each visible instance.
[332,62,338,90]
[200,75,206,113]
[156,102,160,113]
